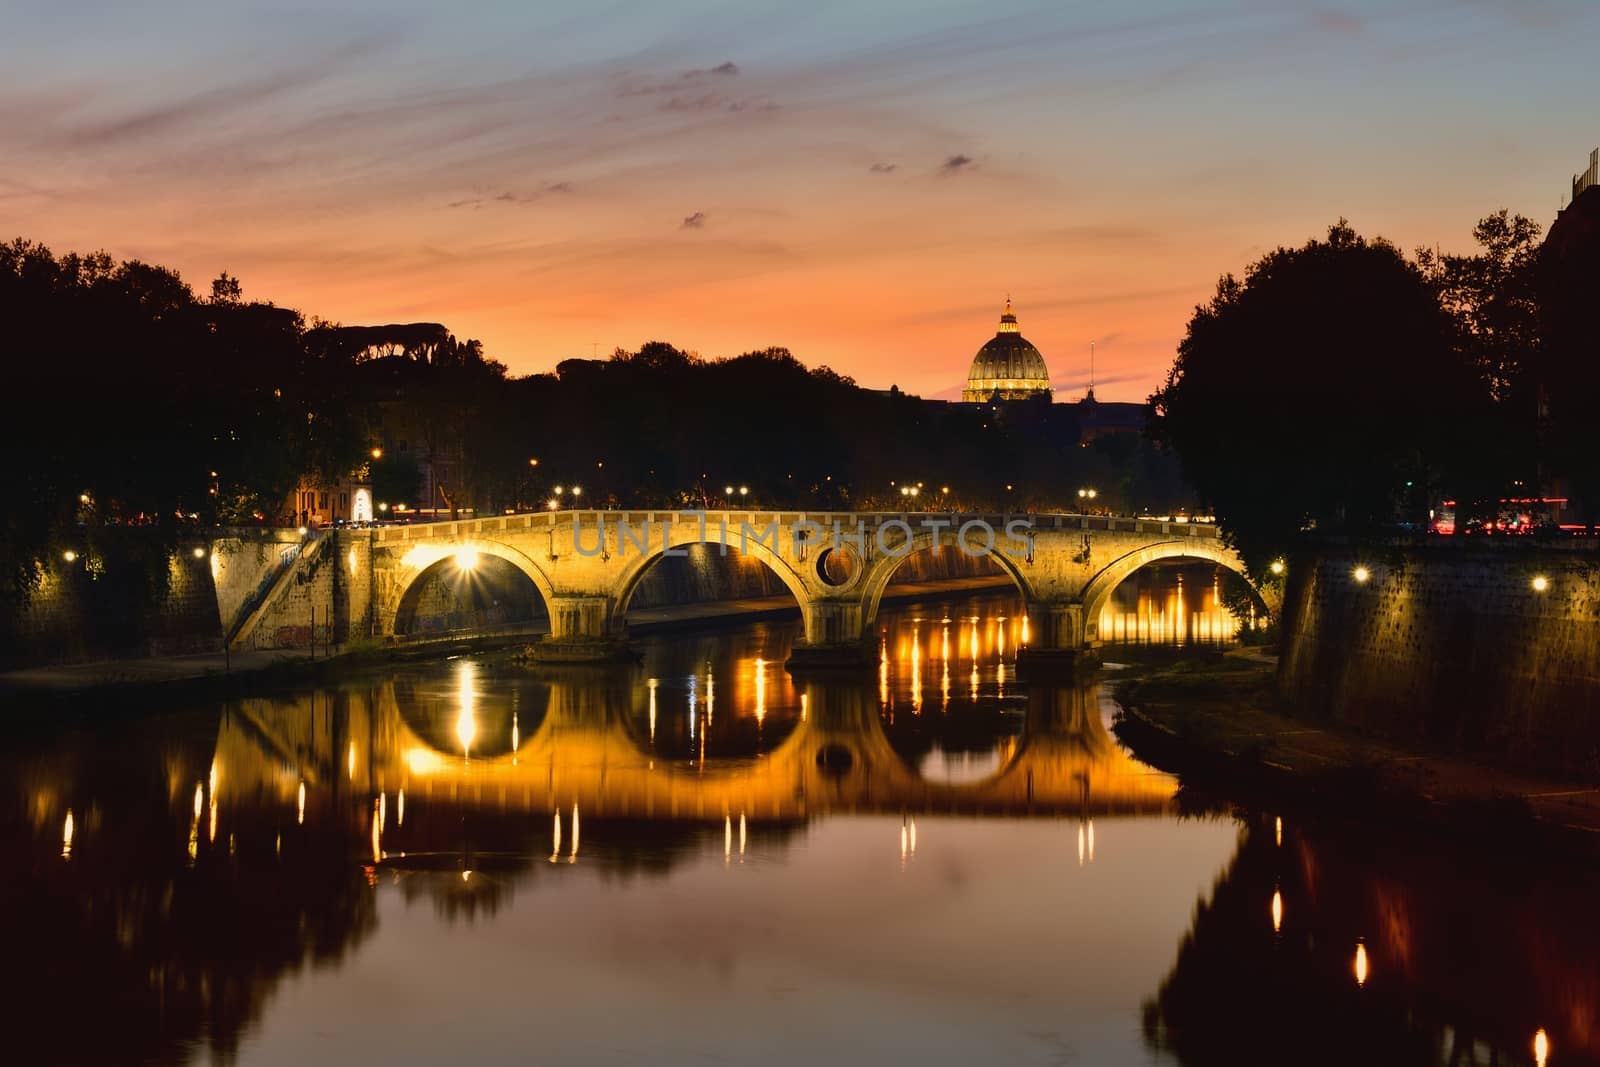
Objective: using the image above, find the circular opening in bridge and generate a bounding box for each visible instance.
[815,545,859,588]
[394,552,549,638]
[815,743,854,777]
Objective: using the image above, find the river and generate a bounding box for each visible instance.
[3,591,1591,1065]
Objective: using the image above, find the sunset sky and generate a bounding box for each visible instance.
[3,0,1596,401]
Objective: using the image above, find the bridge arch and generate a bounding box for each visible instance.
[1078,539,1260,645]
[389,538,557,638]
[610,523,813,622]
[857,527,1033,630]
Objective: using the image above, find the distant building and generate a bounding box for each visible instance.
[961,299,1054,402]
[956,298,1145,440]
[288,474,372,527]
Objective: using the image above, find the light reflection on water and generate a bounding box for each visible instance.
[0,592,1590,1067]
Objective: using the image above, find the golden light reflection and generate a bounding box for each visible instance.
[879,638,889,709]
[511,711,519,763]
[753,658,766,723]
[193,782,203,818]
[397,788,405,826]
[724,814,733,864]
[371,795,384,863]
[648,677,658,742]
[1077,821,1086,866]
[705,669,715,726]
[347,741,356,780]
[1271,889,1283,932]
[910,630,922,713]
[569,803,580,862]
[406,747,444,775]
[1354,940,1369,986]
[970,663,980,701]
[738,811,746,858]
[1535,1028,1550,1067]
[297,780,306,825]
[550,808,563,863]
[969,620,979,660]
[1021,613,1030,645]
[800,692,808,721]
[1275,816,1282,846]
[61,809,74,859]
[455,660,478,759]
[1087,819,1094,862]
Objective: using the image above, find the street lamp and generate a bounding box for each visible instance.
[371,447,383,460]
[571,485,583,498]
[529,457,540,468]
[738,486,748,497]
[1270,560,1285,576]
[1353,566,1370,584]
[1532,575,1550,592]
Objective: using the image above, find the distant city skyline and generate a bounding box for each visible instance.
[3,0,1595,400]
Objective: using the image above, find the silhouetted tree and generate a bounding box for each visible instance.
[1150,221,1476,573]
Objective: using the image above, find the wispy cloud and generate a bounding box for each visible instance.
[938,153,975,175]
[681,210,707,229]
[869,162,897,173]
[447,181,576,209]
[684,61,740,79]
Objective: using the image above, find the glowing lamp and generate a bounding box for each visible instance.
[1353,566,1370,584]
[1270,560,1285,575]
[62,550,77,563]
[193,547,206,559]
[1532,575,1549,592]
[455,547,479,571]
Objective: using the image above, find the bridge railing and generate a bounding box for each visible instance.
[373,510,1223,543]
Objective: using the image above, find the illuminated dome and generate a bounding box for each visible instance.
[961,299,1052,402]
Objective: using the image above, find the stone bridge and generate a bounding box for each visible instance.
[369,510,1264,668]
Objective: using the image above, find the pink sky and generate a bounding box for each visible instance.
[3,1,1595,401]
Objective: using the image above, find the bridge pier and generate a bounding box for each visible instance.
[785,600,874,671]
[527,595,634,663]
[1015,601,1100,676]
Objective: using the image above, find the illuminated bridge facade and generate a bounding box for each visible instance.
[366,511,1265,667]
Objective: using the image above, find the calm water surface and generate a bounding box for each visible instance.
[5,593,1595,1065]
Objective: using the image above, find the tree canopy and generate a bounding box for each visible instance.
[1151,221,1484,572]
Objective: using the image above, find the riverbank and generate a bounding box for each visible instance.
[0,576,1015,699]
[1110,652,1600,846]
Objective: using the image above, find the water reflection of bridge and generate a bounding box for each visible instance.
[228,670,1176,832]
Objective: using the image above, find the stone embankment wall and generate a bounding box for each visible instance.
[1278,542,1600,777]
